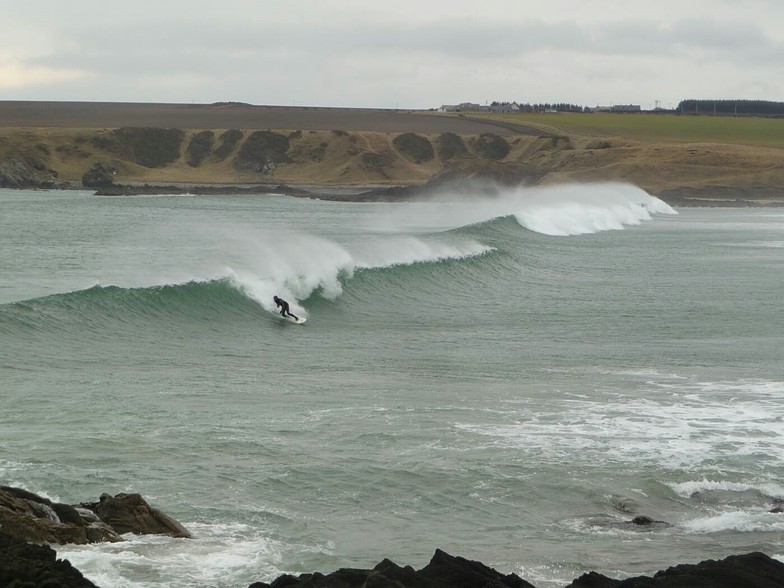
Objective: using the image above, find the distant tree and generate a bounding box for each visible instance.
[677,99,784,116]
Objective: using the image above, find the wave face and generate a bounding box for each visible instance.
[1,182,674,332]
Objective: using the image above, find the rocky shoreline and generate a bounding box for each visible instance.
[2,485,783,587]
[3,157,784,206]
[92,180,784,207]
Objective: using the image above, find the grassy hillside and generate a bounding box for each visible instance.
[478,112,784,149]
[1,117,783,204]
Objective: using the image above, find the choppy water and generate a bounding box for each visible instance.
[1,184,782,588]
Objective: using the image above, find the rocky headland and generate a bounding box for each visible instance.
[1,101,783,206]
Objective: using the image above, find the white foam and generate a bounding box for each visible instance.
[683,510,784,534]
[669,479,784,500]
[222,231,492,313]
[511,183,676,236]
[454,376,784,471]
[729,241,784,248]
[354,236,492,269]
[56,522,287,588]
[224,233,355,315]
[366,181,676,237]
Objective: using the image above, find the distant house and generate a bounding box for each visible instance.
[438,102,491,113]
[489,102,520,113]
[593,104,641,113]
[612,104,641,112]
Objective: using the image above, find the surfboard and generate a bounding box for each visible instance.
[284,315,307,324]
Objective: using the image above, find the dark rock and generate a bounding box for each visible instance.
[252,551,784,588]
[0,486,189,545]
[0,156,62,188]
[81,162,116,187]
[566,552,784,588]
[0,530,99,588]
[631,516,668,526]
[644,552,784,588]
[419,549,534,588]
[247,549,533,588]
[92,182,316,197]
[0,485,121,544]
[567,570,622,587]
[83,492,192,538]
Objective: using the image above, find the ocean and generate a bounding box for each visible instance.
[1,184,782,588]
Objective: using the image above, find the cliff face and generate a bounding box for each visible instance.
[1,125,783,203]
[0,126,525,189]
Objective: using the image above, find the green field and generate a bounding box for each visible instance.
[482,112,784,148]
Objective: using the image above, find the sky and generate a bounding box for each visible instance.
[2,0,783,109]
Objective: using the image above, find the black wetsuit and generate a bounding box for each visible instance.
[275,297,298,320]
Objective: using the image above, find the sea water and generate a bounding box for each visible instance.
[1,184,782,588]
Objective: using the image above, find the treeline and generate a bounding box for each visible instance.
[491,101,588,112]
[677,99,784,116]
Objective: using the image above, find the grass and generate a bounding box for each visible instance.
[479,112,784,148]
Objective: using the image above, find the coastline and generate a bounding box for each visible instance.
[1,101,783,207]
[85,180,784,207]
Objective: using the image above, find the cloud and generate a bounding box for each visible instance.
[0,57,89,90]
[3,1,784,106]
[34,15,781,73]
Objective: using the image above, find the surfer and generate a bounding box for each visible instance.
[273,295,299,320]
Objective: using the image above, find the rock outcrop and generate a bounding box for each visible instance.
[249,550,784,588]
[0,530,98,588]
[0,156,64,188]
[565,552,784,588]
[81,161,116,187]
[249,549,535,588]
[81,492,192,538]
[0,486,190,545]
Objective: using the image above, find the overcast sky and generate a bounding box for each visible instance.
[2,1,782,109]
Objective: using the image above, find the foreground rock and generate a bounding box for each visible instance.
[0,485,191,544]
[566,552,784,587]
[249,549,784,588]
[249,549,535,588]
[0,530,98,588]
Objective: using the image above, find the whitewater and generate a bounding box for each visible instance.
[1,183,782,588]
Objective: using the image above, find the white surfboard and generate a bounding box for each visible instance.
[284,315,307,324]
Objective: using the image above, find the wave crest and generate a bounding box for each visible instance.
[371,181,676,237]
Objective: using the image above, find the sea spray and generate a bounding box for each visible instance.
[511,183,676,236]
[363,181,676,236]
[353,236,492,270]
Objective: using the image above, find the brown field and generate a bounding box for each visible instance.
[0,101,543,136]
